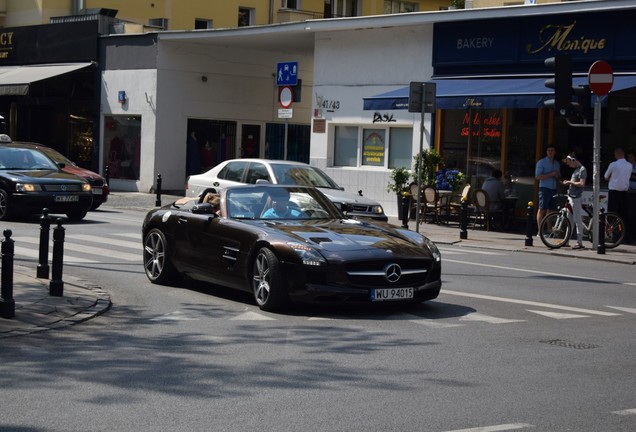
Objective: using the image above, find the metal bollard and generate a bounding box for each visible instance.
[459,198,468,240]
[401,193,410,229]
[525,201,534,247]
[0,229,15,319]
[155,173,162,206]
[104,163,110,188]
[597,208,606,255]
[49,219,65,297]
[37,208,51,279]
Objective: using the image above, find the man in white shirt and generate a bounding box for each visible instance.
[604,148,632,238]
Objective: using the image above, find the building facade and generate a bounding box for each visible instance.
[0,0,453,29]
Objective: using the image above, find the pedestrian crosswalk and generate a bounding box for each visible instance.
[12,232,141,264]
[10,231,636,327]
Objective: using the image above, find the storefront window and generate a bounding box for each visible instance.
[103,116,141,180]
[334,125,358,166]
[335,125,413,168]
[388,127,413,169]
[440,109,503,187]
[362,128,385,166]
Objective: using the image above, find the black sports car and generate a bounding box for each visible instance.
[142,185,442,311]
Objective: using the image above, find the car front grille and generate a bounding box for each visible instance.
[344,258,433,287]
[351,204,371,212]
[42,184,85,192]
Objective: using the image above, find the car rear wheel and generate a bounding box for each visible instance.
[0,190,11,221]
[143,228,180,284]
[252,247,288,311]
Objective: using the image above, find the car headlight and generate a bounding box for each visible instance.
[287,242,326,266]
[399,229,441,263]
[371,205,384,214]
[82,183,92,192]
[424,237,442,263]
[16,183,42,192]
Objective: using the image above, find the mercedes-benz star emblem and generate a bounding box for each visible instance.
[384,263,401,283]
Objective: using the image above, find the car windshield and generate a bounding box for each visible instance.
[226,186,342,220]
[0,147,58,170]
[39,147,74,166]
[270,164,341,189]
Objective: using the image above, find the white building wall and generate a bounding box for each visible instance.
[153,41,314,192]
[101,69,158,192]
[311,24,435,216]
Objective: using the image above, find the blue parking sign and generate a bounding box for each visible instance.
[276,62,298,86]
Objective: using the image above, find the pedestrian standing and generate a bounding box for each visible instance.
[562,153,587,250]
[604,148,631,230]
[535,145,561,233]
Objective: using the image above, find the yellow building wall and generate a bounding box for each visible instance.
[471,0,562,7]
[2,0,453,30]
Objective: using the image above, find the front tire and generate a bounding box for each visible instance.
[66,210,88,221]
[0,190,12,221]
[252,247,288,311]
[539,212,571,249]
[143,228,180,284]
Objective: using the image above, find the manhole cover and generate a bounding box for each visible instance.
[540,339,600,350]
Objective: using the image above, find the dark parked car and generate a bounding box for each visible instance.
[0,139,93,221]
[142,184,441,311]
[0,135,108,210]
[186,159,388,221]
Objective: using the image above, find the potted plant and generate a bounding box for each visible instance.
[436,168,466,192]
[412,149,443,187]
[387,166,411,220]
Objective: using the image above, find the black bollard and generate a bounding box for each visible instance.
[597,208,606,255]
[104,163,110,188]
[49,219,65,297]
[525,201,534,247]
[37,208,51,279]
[401,193,410,229]
[0,229,15,319]
[155,173,162,206]
[459,198,468,240]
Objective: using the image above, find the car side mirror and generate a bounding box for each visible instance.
[57,162,66,169]
[192,203,217,215]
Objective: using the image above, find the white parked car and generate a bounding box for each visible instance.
[186,159,387,221]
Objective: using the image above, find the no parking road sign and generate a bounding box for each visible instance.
[588,60,614,96]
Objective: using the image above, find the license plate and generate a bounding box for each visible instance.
[55,195,79,202]
[371,287,414,301]
[92,188,102,195]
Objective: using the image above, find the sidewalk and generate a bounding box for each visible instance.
[388,216,636,265]
[1,192,633,339]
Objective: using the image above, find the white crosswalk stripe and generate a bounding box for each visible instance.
[438,247,505,256]
[14,235,141,262]
[66,233,140,250]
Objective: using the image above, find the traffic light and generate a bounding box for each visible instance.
[571,85,592,122]
[544,55,572,116]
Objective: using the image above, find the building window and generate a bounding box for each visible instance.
[334,125,413,168]
[282,0,300,9]
[333,0,359,17]
[238,7,254,27]
[195,19,212,29]
[384,1,418,14]
[148,18,169,30]
[104,116,142,180]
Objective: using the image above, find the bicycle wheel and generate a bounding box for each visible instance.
[602,212,626,249]
[539,212,571,249]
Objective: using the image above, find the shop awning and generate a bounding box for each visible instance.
[362,76,636,110]
[0,62,94,96]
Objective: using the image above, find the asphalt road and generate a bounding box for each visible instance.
[0,201,634,432]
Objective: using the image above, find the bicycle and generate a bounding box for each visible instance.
[538,194,626,249]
